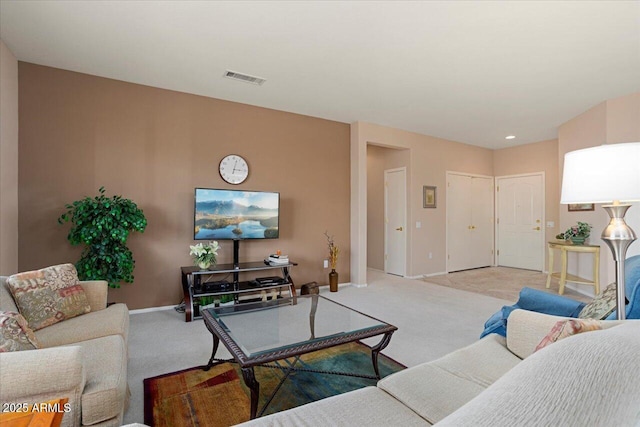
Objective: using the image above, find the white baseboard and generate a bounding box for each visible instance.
[422,271,447,278]
[563,283,596,298]
[129,305,175,315]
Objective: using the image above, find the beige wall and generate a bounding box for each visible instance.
[558,92,640,292]
[353,122,493,278]
[606,93,640,143]
[366,145,410,271]
[18,63,350,309]
[0,40,19,275]
[366,145,386,270]
[493,139,560,271]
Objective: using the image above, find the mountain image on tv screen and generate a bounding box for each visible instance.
[194,188,279,240]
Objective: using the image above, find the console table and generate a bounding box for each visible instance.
[546,241,600,295]
[181,261,297,322]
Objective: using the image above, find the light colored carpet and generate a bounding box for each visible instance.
[123,269,510,424]
[423,266,593,304]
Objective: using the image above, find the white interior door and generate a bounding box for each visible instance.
[447,173,494,272]
[384,168,406,276]
[447,174,472,272]
[496,174,544,270]
[471,176,494,268]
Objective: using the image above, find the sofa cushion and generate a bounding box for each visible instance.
[237,386,430,427]
[534,318,603,352]
[35,302,129,348]
[6,264,90,330]
[437,322,640,426]
[0,311,39,352]
[65,334,128,425]
[579,282,617,319]
[378,334,520,424]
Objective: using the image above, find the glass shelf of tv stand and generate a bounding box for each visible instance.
[182,261,297,275]
[181,261,297,322]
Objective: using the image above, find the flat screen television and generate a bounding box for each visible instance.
[194,188,279,240]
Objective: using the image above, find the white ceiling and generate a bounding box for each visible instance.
[1,1,639,149]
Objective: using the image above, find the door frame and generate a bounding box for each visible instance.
[445,171,495,273]
[494,172,546,270]
[384,167,407,276]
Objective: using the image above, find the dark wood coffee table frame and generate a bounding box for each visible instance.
[201,295,397,419]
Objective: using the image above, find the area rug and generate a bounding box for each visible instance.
[143,341,405,427]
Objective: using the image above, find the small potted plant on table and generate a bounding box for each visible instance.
[557,221,592,245]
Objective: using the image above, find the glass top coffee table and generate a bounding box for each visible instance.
[201,295,397,419]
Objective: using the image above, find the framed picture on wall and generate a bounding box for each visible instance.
[568,203,595,212]
[423,186,436,208]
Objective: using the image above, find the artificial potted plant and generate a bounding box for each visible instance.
[556,221,592,245]
[189,241,219,270]
[325,231,340,292]
[58,187,147,287]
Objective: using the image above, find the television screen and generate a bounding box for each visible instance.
[194,188,279,240]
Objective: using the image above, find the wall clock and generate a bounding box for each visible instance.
[219,154,249,184]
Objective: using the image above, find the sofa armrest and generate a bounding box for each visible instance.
[506,309,569,359]
[0,346,85,426]
[79,280,109,312]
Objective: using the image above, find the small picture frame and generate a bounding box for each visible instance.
[423,186,436,208]
[568,203,594,212]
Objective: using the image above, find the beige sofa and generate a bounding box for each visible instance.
[0,276,129,427]
[240,309,640,426]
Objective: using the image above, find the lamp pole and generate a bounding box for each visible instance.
[601,203,636,320]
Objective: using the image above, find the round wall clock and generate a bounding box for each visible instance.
[219,154,249,184]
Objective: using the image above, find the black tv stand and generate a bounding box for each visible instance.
[233,239,240,269]
[180,260,297,322]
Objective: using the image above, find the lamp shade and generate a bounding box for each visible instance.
[561,142,640,204]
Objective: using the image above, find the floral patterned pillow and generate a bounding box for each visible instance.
[534,318,603,352]
[578,282,617,320]
[0,311,39,352]
[6,264,90,330]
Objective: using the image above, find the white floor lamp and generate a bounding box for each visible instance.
[560,142,640,320]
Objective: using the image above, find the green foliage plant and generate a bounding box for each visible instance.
[58,187,147,288]
[556,221,592,240]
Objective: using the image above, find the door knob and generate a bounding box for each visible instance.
[533,226,541,231]
[396,226,403,231]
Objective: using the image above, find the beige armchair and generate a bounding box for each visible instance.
[1,277,129,427]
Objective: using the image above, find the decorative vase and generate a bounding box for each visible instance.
[198,261,211,270]
[329,269,338,292]
[571,236,586,245]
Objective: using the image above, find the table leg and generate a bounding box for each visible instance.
[204,334,220,371]
[546,244,554,289]
[559,248,568,295]
[241,367,260,419]
[370,331,394,380]
[309,294,318,339]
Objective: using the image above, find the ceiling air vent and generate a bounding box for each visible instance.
[224,70,266,86]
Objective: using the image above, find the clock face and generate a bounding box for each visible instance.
[219,154,249,184]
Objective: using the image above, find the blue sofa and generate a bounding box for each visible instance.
[481,255,640,338]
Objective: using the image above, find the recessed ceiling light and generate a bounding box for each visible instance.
[505,135,516,140]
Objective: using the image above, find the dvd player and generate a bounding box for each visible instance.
[254,276,285,285]
[196,280,232,293]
